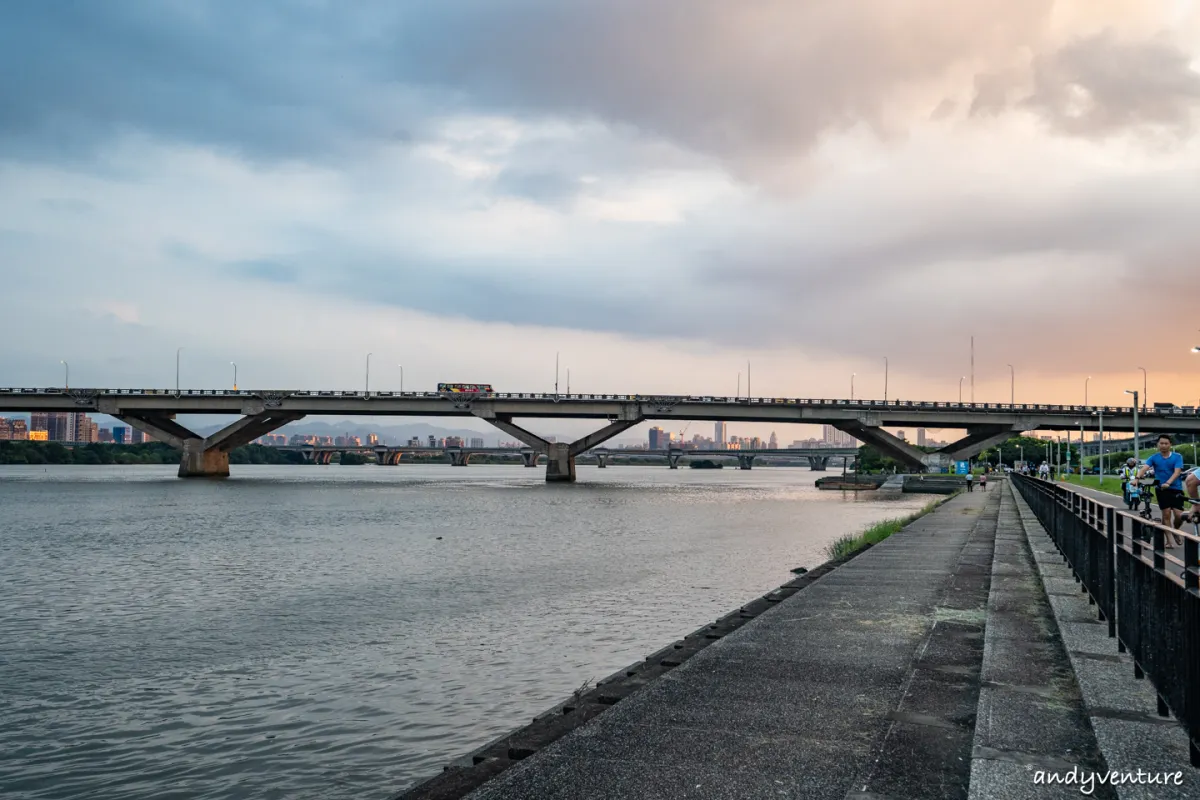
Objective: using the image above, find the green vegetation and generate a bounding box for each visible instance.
[1060,474,1122,496]
[823,496,954,561]
[0,441,305,466]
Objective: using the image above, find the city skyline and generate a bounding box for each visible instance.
[3,3,1200,419]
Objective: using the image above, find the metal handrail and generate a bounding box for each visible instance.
[1011,474,1200,766]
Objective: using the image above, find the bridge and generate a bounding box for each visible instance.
[3,387,1199,481]
[278,444,856,471]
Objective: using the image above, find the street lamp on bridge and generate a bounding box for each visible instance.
[1138,366,1147,410]
[851,372,856,401]
[1007,364,1014,406]
[1125,389,1140,464]
[883,357,888,403]
[60,360,68,390]
[959,376,965,404]
[1085,375,1090,407]
[398,364,404,394]
[231,362,237,391]
[366,353,373,393]
[176,347,183,394]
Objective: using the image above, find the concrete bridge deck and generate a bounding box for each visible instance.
[396,480,1199,799]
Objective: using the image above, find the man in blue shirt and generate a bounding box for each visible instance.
[1139,434,1186,540]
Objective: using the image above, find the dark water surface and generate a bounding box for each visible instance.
[0,464,929,799]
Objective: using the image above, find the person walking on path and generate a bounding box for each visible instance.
[965,472,974,492]
[1139,434,1187,545]
[980,472,988,491]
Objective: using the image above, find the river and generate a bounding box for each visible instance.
[0,464,930,799]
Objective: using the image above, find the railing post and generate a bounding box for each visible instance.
[1106,505,1116,637]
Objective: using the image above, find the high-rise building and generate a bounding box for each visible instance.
[0,418,11,440]
[47,413,70,442]
[112,426,129,444]
[768,431,778,449]
[367,433,379,446]
[469,437,485,448]
[428,435,437,447]
[714,421,727,446]
[648,426,665,450]
[897,430,906,443]
[917,428,927,447]
[30,412,48,435]
[10,419,27,440]
[98,428,114,443]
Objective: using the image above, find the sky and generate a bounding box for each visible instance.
[2,1,1200,441]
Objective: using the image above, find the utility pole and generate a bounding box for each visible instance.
[555,352,559,398]
[970,336,975,403]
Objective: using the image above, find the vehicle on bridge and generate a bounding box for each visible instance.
[437,383,494,395]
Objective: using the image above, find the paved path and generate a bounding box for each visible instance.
[464,489,1000,799]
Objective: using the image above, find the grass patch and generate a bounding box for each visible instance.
[1060,474,1122,497]
[824,495,956,561]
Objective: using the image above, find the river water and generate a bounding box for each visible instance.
[0,464,930,799]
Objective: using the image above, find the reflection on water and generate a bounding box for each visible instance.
[0,464,929,799]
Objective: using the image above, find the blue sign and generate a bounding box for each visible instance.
[955,461,970,475]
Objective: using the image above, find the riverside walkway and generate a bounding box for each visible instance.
[397,481,1199,799]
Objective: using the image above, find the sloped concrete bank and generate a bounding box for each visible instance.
[390,490,983,800]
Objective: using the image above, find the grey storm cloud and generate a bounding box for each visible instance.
[7,1,1197,166]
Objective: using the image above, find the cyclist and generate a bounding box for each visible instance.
[1139,434,1186,544]
[1120,458,1139,506]
[1184,467,1200,523]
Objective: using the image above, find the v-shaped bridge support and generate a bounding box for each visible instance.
[474,412,644,482]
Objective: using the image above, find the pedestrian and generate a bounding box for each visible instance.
[966,472,974,492]
[1139,434,1187,545]
[980,472,987,491]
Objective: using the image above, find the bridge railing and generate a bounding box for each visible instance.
[3,388,1199,417]
[1010,474,1200,766]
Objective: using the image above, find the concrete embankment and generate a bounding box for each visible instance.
[392,480,1196,798]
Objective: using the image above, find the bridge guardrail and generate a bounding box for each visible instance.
[1011,474,1200,766]
[2,388,1198,417]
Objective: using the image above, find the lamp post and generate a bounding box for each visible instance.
[567,368,571,396]
[176,347,183,393]
[231,362,237,391]
[398,365,403,394]
[366,352,372,393]
[60,360,68,389]
[1138,366,1147,410]
[959,376,965,404]
[1007,364,1014,406]
[1093,409,1105,488]
[1125,389,1139,464]
[747,360,751,399]
[851,372,856,401]
[555,352,559,398]
[1018,444,1024,471]
[884,357,889,403]
[1085,375,1091,407]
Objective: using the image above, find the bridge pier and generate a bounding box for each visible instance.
[475,411,644,483]
[667,448,684,469]
[520,449,539,468]
[595,451,608,468]
[737,454,755,470]
[545,442,575,482]
[115,409,304,478]
[807,455,829,471]
[448,448,471,467]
